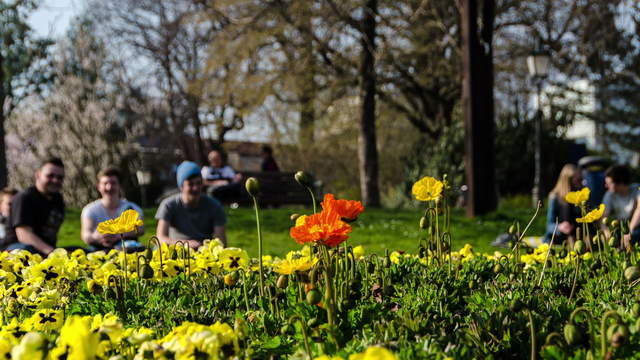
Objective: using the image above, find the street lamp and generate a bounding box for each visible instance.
[136,169,152,207]
[527,41,551,207]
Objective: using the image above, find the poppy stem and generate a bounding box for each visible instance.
[251,196,265,297]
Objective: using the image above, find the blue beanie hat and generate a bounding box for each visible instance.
[176,161,201,187]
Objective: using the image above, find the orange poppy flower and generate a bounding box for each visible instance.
[290,209,352,247]
[321,193,364,222]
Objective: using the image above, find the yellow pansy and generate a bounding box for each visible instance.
[50,315,100,360]
[219,248,249,271]
[97,209,143,235]
[576,204,605,223]
[565,187,590,205]
[412,176,444,202]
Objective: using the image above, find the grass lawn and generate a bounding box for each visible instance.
[57,201,547,257]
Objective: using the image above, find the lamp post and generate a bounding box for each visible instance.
[527,41,551,206]
[136,169,152,208]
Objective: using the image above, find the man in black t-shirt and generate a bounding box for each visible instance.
[3,158,65,255]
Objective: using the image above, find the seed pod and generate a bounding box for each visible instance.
[624,266,640,282]
[564,324,582,346]
[306,289,322,305]
[573,240,585,255]
[245,177,260,197]
[294,171,311,187]
[276,275,288,289]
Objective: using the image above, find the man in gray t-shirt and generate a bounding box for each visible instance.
[156,161,227,249]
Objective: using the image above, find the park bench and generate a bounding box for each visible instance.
[156,171,322,208]
[236,171,322,207]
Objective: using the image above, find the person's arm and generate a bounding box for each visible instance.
[156,219,199,249]
[623,195,640,248]
[15,226,54,255]
[214,226,226,247]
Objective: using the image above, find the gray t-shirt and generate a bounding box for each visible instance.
[603,186,640,221]
[81,199,144,233]
[155,193,226,241]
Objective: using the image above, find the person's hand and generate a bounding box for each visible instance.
[558,221,574,235]
[623,233,632,250]
[94,231,120,248]
[186,239,201,250]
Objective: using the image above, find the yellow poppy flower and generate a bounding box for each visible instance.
[273,256,318,275]
[349,346,398,360]
[576,204,605,223]
[412,176,444,202]
[565,187,590,205]
[97,209,143,235]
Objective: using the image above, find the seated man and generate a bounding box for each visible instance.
[201,149,243,203]
[4,158,66,255]
[81,167,144,252]
[0,188,17,246]
[156,161,227,249]
[600,164,640,246]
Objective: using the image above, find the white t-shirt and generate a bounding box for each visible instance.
[603,187,640,221]
[81,199,144,233]
[201,165,236,181]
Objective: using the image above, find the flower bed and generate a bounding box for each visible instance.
[1,176,639,359]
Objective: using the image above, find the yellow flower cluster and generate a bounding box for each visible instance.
[0,311,238,360]
[315,346,398,360]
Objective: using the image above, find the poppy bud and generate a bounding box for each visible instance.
[294,171,311,187]
[87,279,102,294]
[280,324,293,335]
[141,264,154,279]
[508,224,517,235]
[306,289,322,305]
[609,236,620,248]
[276,275,288,289]
[245,177,260,197]
[631,303,640,318]
[419,216,428,229]
[564,323,581,346]
[573,240,585,255]
[611,219,620,228]
[224,274,236,286]
[624,266,640,282]
[144,247,153,261]
[307,317,319,327]
[290,213,301,221]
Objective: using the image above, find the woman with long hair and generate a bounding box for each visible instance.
[545,164,583,245]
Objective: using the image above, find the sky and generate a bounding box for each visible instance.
[28,0,81,38]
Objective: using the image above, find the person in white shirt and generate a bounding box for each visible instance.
[201,150,243,202]
[81,167,144,251]
[601,164,640,248]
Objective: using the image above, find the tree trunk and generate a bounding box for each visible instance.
[0,51,8,188]
[298,4,316,148]
[461,0,497,216]
[358,0,380,207]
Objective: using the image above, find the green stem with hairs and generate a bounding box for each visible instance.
[252,196,265,297]
[527,310,537,360]
[600,310,622,357]
[570,307,596,354]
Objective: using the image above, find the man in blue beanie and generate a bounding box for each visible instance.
[155,161,227,249]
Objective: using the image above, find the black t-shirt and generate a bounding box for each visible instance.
[3,186,65,249]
